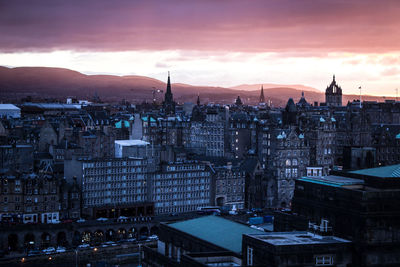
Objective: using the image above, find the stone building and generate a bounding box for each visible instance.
[228,112,253,159]
[214,162,245,210]
[0,144,34,172]
[150,161,212,215]
[80,157,151,218]
[59,177,81,220]
[272,126,309,208]
[0,170,61,224]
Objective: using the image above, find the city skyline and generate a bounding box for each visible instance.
[0,0,399,96]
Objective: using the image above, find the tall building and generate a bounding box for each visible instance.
[163,72,176,115]
[325,75,342,107]
[150,161,212,214]
[80,158,152,218]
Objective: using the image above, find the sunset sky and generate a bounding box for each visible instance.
[0,0,399,96]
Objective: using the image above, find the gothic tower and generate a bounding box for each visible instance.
[325,75,342,107]
[259,85,265,104]
[163,72,176,115]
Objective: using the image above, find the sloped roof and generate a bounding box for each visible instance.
[350,164,400,178]
[168,216,263,254]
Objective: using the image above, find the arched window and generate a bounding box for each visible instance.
[285,159,291,166]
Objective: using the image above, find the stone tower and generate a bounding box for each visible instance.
[163,72,176,115]
[325,75,342,107]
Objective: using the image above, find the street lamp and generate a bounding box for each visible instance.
[75,249,78,267]
[138,243,142,267]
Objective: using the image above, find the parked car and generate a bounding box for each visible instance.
[126,238,136,243]
[56,246,66,253]
[117,216,129,222]
[78,243,90,249]
[27,250,42,257]
[149,235,158,241]
[42,247,56,255]
[96,217,108,222]
[104,241,117,246]
[76,218,86,223]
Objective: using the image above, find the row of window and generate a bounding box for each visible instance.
[84,167,145,175]
[155,172,210,179]
[155,186,210,193]
[84,174,145,182]
[154,191,210,199]
[83,182,145,190]
[155,178,209,185]
[83,160,144,168]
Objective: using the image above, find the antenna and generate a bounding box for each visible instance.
[359,86,362,108]
[396,88,398,102]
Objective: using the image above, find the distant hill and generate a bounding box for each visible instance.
[0,66,392,106]
[230,83,321,93]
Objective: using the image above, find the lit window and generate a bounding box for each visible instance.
[315,255,333,266]
[247,246,253,266]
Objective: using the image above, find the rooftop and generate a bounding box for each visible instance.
[349,164,400,178]
[246,231,351,246]
[297,175,364,188]
[0,104,20,110]
[22,103,81,109]
[168,216,263,254]
[115,140,150,146]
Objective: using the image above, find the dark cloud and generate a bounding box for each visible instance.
[0,0,399,53]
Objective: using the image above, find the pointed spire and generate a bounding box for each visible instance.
[166,71,172,95]
[163,71,175,114]
[197,93,200,106]
[333,74,336,82]
[259,85,265,103]
[301,91,304,97]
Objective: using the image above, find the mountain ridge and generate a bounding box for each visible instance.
[0,66,392,106]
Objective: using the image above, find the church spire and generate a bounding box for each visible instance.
[163,71,175,114]
[333,74,336,83]
[259,85,265,103]
[197,93,200,106]
[166,71,172,96]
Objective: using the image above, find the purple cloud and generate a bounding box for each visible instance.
[0,0,399,53]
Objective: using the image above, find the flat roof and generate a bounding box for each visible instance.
[246,231,351,246]
[349,164,400,178]
[168,216,263,254]
[297,175,364,188]
[0,104,20,110]
[115,140,150,146]
[22,103,81,109]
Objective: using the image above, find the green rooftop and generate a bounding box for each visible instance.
[297,175,364,188]
[350,164,400,178]
[168,216,263,254]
